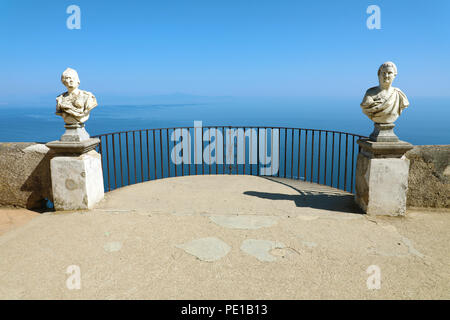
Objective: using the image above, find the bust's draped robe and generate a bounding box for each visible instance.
[361,87,409,123]
[56,90,98,123]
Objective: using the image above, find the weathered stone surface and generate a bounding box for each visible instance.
[240,239,286,262]
[357,138,413,159]
[0,142,53,209]
[406,145,450,208]
[176,237,231,262]
[360,61,409,124]
[60,124,90,142]
[355,153,410,216]
[46,137,99,156]
[50,150,104,210]
[355,153,370,210]
[56,68,98,125]
[369,123,399,142]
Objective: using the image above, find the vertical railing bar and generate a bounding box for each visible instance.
[201,126,204,175]
[146,130,150,182]
[310,130,314,183]
[222,127,225,174]
[159,129,163,178]
[351,135,355,193]
[140,131,144,183]
[324,131,328,186]
[318,130,321,184]
[209,127,211,174]
[98,136,103,171]
[132,131,137,184]
[215,127,218,175]
[331,132,335,187]
[98,137,104,190]
[231,127,234,175]
[243,128,246,175]
[297,129,301,180]
[180,129,183,176]
[166,129,170,178]
[228,126,232,175]
[126,132,130,184]
[291,129,294,179]
[188,128,191,176]
[344,133,348,192]
[119,133,123,187]
[338,133,342,190]
[257,128,260,176]
[264,128,267,176]
[152,130,157,180]
[180,128,183,176]
[304,129,308,181]
[112,134,117,189]
[271,128,274,176]
[194,126,197,175]
[234,127,237,175]
[174,129,177,177]
[236,127,239,174]
[248,128,253,175]
[235,127,238,175]
[105,135,111,191]
[277,127,280,177]
[284,128,287,178]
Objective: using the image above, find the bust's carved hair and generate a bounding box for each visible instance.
[61,68,80,85]
[378,61,397,76]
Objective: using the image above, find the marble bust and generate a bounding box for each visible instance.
[56,68,98,124]
[360,61,409,124]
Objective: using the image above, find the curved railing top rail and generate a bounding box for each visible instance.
[93,126,367,140]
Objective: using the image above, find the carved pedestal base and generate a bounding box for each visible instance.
[355,139,413,216]
[46,124,104,211]
[50,151,104,211]
[369,123,399,142]
[46,138,100,156]
[60,123,90,142]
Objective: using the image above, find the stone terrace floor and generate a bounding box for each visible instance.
[0,175,449,299]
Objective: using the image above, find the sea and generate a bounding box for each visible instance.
[1,96,448,145]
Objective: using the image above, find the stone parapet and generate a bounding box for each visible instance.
[50,150,104,210]
[355,138,413,216]
[0,142,53,209]
[406,145,450,209]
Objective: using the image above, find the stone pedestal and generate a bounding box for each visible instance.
[369,123,399,142]
[46,125,104,211]
[355,136,413,216]
[50,150,104,211]
[60,123,90,142]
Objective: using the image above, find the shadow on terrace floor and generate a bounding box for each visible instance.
[244,177,364,214]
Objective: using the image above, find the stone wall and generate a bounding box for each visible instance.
[0,143,53,209]
[406,145,450,209]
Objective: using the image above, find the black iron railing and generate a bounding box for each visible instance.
[93,126,366,193]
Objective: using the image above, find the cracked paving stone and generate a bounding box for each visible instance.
[176,237,231,262]
[240,239,287,262]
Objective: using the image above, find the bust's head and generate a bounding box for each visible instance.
[377,61,397,88]
[61,68,80,90]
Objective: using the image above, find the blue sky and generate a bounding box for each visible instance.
[1,0,449,104]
